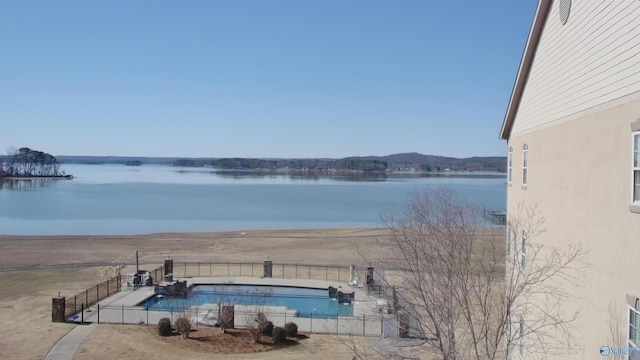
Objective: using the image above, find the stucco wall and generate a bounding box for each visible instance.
[507,97,640,359]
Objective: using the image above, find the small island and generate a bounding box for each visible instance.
[0,147,72,180]
[124,160,142,166]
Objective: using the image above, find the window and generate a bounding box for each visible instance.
[519,317,526,357]
[633,132,639,204]
[508,147,513,185]
[521,231,527,271]
[522,144,528,187]
[630,307,640,347]
[507,223,512,257]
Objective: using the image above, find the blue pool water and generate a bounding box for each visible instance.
[138,284,353,317]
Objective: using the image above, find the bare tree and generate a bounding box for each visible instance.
[606,302,628,360]
[245,309,271,343]
[352,188,586,360]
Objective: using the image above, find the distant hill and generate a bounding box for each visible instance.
[40,152,506,173]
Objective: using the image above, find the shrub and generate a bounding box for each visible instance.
[284,322,298,337]
[174,317,191,339]
[272,326,286,345]
[158,317,172,337]
[262,320,274,337]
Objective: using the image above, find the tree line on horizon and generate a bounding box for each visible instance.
[1,147,63,178]
[168,154,506,172]
[1,151,507,172]
[171,157,390,172]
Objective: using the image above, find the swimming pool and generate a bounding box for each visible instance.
[138,284,353,317]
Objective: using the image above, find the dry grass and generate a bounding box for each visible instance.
[0,228,386,360]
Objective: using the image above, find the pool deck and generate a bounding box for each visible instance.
[183,276,355,292]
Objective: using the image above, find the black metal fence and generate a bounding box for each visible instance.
[64,276,122,320]
[77,305,389,337]
[64,264,165,320]
[169,262,353,283]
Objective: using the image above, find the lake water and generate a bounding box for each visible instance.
[0,164,506,235]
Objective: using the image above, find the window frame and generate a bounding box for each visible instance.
[522,144,528,189]
[520,231,527,271]
[632,120,640,213]
[632,131,639,205]
[508,147,513,185]
[507,222,512,257]
[630,306,640,348]
[519,317,526,358]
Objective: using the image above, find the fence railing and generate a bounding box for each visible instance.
[169,262,353,283]
[62,263,356,321]
[73,305,398,337]
[64,264,165,320]
[64,276,122,319]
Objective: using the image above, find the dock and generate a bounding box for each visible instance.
[483,209,506,225]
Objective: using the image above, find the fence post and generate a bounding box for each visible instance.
[227,263,230,276]
[198,262,200,277]
[147,307,149,326]
[282,264,284,278]
[338,267,340,281]
[81,303,84,324]
[336,313,338,333]
[240,263,242,276]
[97,304,100,324]
[326,266,328,281]
[185,262,187,277]
[122,304,124,324]
[252,264,254,277]
[210,262,212,277]
[107,279,110,297]
[310,313,313,334]
[85,289,88,306]
[295,264,298,278]
[308,265,311,279]
[97,284,100,301]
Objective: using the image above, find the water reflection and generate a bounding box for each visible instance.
[170,169,505,183]
[211,170,388,182]
[0,179,57,191]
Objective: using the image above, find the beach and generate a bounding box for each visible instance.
[0,228,386,360]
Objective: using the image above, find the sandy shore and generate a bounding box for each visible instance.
[0,228,388,360]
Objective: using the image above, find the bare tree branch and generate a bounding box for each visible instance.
[347,188,587,360]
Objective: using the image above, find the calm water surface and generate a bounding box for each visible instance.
[0,164,506,235]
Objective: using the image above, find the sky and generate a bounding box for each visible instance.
[0,0,538,159]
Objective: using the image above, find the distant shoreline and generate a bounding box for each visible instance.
[0,175,73,181]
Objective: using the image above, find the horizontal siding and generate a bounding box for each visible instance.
[511,0,640,136]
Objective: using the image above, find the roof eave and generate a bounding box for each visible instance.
[500,0,553,141]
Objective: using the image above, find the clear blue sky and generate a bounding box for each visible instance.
[0,0,538,158]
